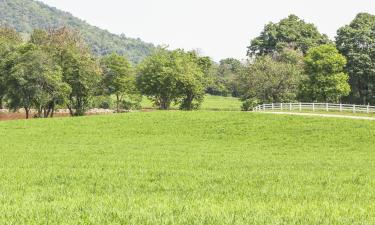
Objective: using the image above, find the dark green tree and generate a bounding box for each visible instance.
[248,15,329,57]
[336,13,375,104]
[0,27,22,109]
[217,58,242,97]
[4,44,69,119]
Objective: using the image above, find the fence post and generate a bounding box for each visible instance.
[340,103,342,112]
[272,103,274,110]
[263,104,265,111]
[281,103,283,111]
[353,105,356,113]
[289,103,292,111]
[299,102,302,111]
[367,104,370,114]
[312,103,315,112]
[326,103,329,112]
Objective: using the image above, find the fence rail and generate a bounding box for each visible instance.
[253,103,375,114]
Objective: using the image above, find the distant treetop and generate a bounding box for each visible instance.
[247,15,330,57]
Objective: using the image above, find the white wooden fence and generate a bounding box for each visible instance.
[253,103,375,114]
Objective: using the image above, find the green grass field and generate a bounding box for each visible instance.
[141,94,242,111]
[1,111,375,224]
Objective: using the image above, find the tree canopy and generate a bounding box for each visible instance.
[238,49,305,108]
[3,44,69,118]
[336,13,375,104]
[137,49,206,110]
[301,45,350,103]
[248,15,329,57]
[101,53,138,112]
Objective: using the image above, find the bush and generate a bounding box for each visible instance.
[241,98,260,111]
[91,96,113,109]
[120,95,142,110]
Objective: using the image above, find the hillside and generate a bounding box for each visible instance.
[0,0,156,63]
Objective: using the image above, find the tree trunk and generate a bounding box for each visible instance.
[50,103,55,118]
[116,94,120,112]
[0,97,3,109]
[25,107,30,119]
[160,99,170,110]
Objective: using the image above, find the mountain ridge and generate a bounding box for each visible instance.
[0,0,156,63]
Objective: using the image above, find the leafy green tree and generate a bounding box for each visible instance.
[217,58,242,97]
[302,45,350,103]
[237,52,304,109]
[137,49,206,110]
[101,53,138,112]
[63,52,102,116]
[0,27,22,109]
[4,44,69,119]
[178,51,206,110]
[248,15,329,57]
[336,13,375,104]
[33,28,102,116]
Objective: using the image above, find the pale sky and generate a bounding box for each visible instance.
[39,0,375,61]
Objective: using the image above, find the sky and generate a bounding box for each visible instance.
[39,0,375,61]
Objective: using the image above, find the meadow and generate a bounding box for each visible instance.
[1,111,375,224]
[141,94,242,111]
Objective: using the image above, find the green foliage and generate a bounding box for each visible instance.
[3,43,69,118]
[0,0,155,63]
[336,13,375,104]
[101,53,139,112]
[248,15,329,56]
[241,98,259,111]
[31,28,103,116]
[0,27,22,108]
[1,112,375,223]
[302,44,350,102]
[137,49,206,110]
[238,50,305,104]
[216,58,242,97]
[91,95,113,109]
[64,53,102,116]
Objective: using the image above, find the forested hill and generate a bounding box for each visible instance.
[0,0,156,63]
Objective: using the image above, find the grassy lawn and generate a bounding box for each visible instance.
[262,109,375,117]
[1,111,375,224]
[141,94,242,111]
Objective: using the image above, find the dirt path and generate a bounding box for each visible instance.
[259,111,375,120]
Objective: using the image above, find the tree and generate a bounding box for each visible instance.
[336,13,375,104]
[63,52,102,116]
[0,27,22,109]
[4,44,69,119]
[237,51,304,109]
[217,58,242,97]
[248,15,329,57]
[178,51,207,110]
[137,49,206,110]
[33,28,102,116]
[101,53,138,112]
[302,45,350,103]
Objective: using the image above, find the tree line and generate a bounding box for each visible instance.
[214,13,375,110]
[0,27,213,118]
[1,12,374,117]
